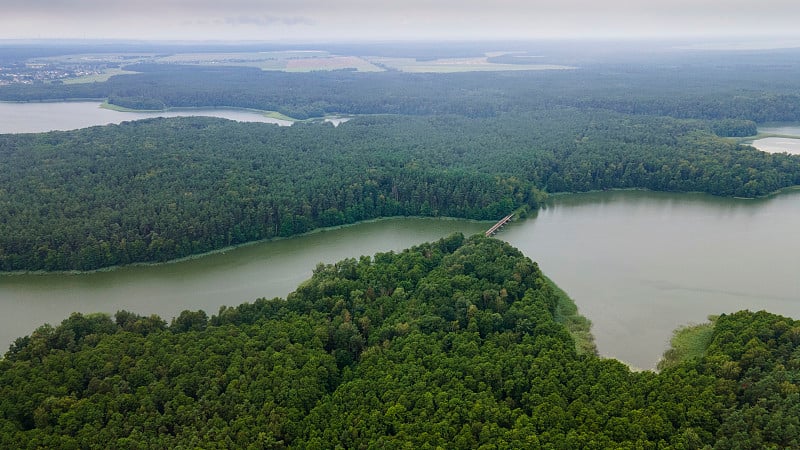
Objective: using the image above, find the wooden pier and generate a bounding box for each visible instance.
[485,214,514,237]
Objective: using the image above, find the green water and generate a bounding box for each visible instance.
[0,218,487,351]
[2,191,799,369]
[503,190,800,369]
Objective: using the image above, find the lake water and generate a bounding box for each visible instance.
[0,101,292,133]
[504,190,800,369]
[748,124,800,155]
[0,105,798,368]
[2,190,799,369]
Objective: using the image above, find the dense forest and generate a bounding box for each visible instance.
[2,41,799,448]
[2,60,800,123]
[2,111,798,271]
[1,235,798,448]
[2,47,800,271]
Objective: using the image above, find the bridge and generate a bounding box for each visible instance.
[485,213,514,237]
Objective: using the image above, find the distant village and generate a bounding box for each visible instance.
[0,62,109,85]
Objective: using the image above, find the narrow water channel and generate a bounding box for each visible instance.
[2,191,799,369]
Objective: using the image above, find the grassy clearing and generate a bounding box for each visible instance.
[547,276,597,356]
[63,68,139,84]
[657,316,717,371]
[262,111,298,121]
[99,102,164,113]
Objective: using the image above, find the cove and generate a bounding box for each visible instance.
[747,123,800,155]
[503,190,800,369]
[1,191,799,370]
[0,101,292,133]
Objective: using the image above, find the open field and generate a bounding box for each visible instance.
[154,51,320,67]
[153,51,383,72]
[284,55,383,72]
[22,49,571,75]
[370,56,574,72]
[63,68,139,84]
[32,53,156,65]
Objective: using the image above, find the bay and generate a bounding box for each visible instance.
[503,190,800,369]
[0,101,292,133]
[748,124,800,154]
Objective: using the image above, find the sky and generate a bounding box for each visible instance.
[2,0,800,42]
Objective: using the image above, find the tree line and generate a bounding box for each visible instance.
[1,111,798,271]
[2,58,800,123]
[1,235,798,448]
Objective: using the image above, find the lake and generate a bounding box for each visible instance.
[2,190,799,369]
[748,124,800,155]
[0,101,292,133]
[504,190,800,369]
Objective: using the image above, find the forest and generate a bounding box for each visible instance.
[2,48,800,271]
[1,111,798,271]
[1,43,800,447]
[2,47,800,271]
[2,61,800,123]
[1,235,798,448]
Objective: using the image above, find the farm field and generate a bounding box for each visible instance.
[370,56,574,72]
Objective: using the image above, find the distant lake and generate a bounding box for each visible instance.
[748,124,800,155]
[2,191,799,370]
[759,124,800,136]
[0,101,292,133]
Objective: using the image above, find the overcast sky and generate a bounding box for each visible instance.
[2,0,799,42]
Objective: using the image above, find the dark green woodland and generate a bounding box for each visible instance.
[1,43,799,448]
[2,47,800,271]
[1,110,798,271]
[2,236,798,448]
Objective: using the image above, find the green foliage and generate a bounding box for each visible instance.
[547,276,596,356]
[711,119,758,138]
[658,317,716,371]
[2,109,798,271]
[3,55,800,271]
[2,237,798,447]
[1,46,798,446]
[3,56,800,123]
[106,94,166,111]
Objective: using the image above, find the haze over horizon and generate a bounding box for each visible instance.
[3,0,800,44]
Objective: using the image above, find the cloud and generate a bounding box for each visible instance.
[1,0,800,41]
[224,15,314,28]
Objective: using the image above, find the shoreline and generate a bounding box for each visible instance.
[99,101,299,122]
[546,184,800,202]
[0,215,494,277]
[4,185,800,276]
[546,275,597,357]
